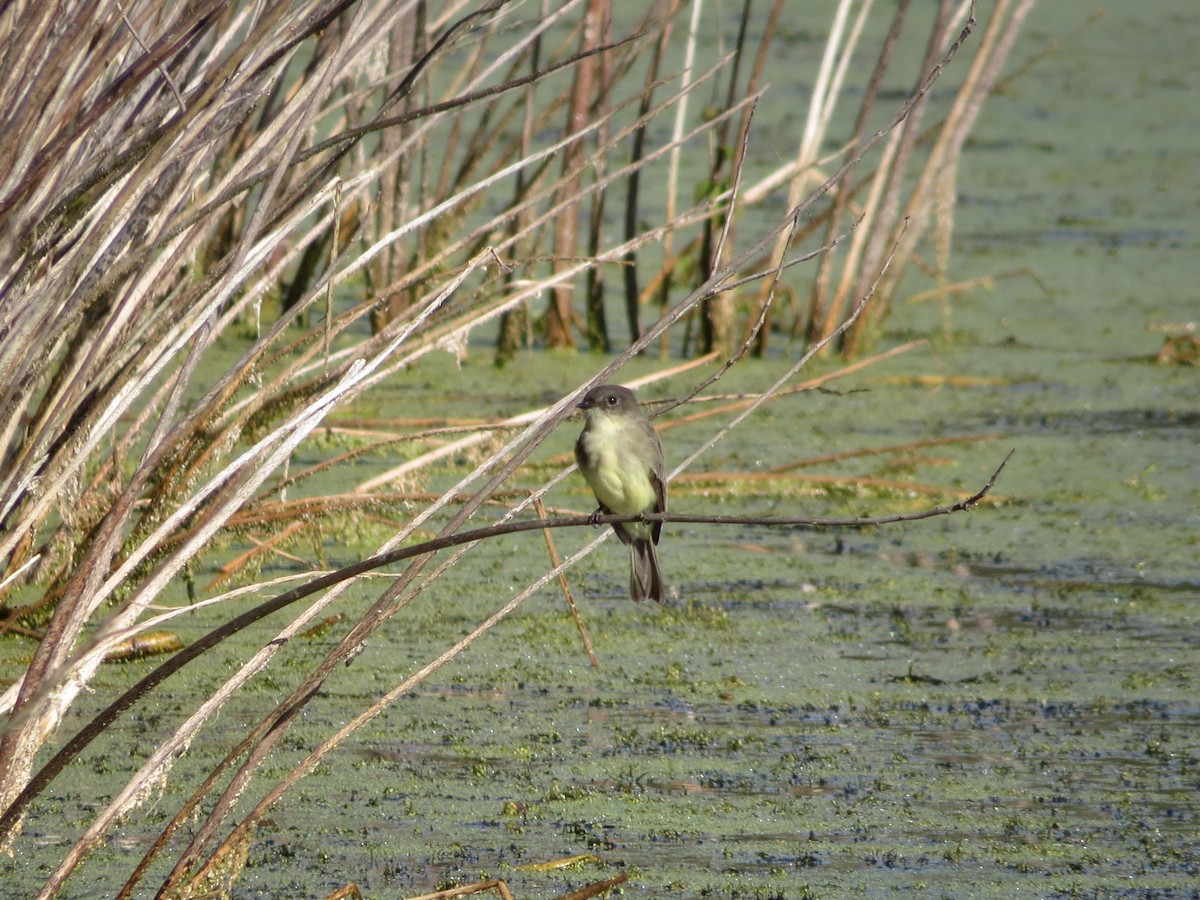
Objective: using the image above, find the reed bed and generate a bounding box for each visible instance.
[0,0,1034,894]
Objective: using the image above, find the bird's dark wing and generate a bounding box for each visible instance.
[648,468,665,545]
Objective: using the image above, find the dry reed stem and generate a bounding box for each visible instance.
[763,433,1000,473]
[403,878,515,899]
[534,496,598,667]
[843,0,1037,353]
[553,870,630,899]
[672,470,1002,503]
[659,339,925,431]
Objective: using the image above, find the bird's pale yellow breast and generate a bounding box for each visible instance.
[577,412,657,517]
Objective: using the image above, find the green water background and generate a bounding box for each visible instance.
[3,3,1197,897]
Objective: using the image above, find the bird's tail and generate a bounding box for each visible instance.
[629,539,664,604]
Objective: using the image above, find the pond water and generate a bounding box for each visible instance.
[3,2,1197,898]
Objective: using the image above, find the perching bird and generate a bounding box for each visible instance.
[574,384,666,603]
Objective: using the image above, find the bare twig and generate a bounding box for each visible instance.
[403,878,516,899]
[535,496,598,667]
[115,2,186,113]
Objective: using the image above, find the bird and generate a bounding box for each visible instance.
[574,384,666,603]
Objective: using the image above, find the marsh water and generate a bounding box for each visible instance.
[4,3,1198,898]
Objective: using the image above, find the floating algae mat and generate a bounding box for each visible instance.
[3,2,1197,897]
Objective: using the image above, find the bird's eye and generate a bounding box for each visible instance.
[607,395,618,405]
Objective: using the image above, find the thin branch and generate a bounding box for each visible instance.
[115,2,186,113]
[535,496,598,667]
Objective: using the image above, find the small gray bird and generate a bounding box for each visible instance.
[574,384,666,603]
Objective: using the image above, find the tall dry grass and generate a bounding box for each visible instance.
[0,0,1032,894]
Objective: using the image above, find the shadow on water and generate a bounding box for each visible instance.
[983,408,1200,439]
[887,550,1200,595]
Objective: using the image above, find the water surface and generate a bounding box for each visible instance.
[3,3,1197,898]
